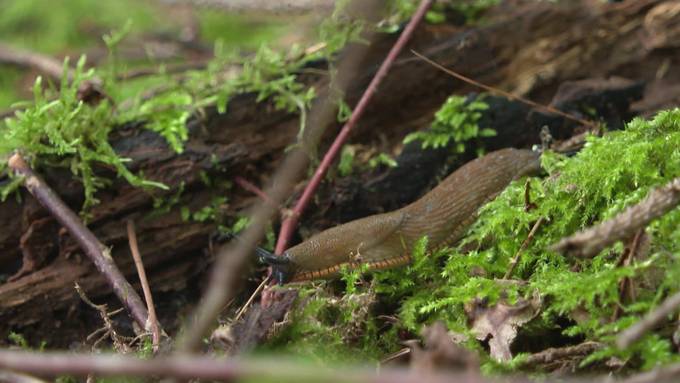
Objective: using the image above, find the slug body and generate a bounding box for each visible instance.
[268,148,542,284]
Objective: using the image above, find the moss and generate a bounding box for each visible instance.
[0,0,367,211]
[266,109,680,371]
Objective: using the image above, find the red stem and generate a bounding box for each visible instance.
[234,176,278,208]
[274,0,434,254]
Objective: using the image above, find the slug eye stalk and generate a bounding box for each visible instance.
[255,246,293,285]
[212,231,294,284]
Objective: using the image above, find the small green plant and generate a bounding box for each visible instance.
[338,145,356,176]
[404,95,495,152]
[181,196,228,223]
[368,152,398,169]
[8,331,46,350]
[383,0,500,31]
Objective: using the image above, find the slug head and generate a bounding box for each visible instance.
[255,246,293,285]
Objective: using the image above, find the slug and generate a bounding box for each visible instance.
[258,148,542,284]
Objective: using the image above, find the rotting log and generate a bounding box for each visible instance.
[0,0,673,346]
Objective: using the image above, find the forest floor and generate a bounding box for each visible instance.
[0,0,679,382]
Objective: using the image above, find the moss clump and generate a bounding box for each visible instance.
[0,57,167,209]
[0,0,366,210]
[267,109,680,371]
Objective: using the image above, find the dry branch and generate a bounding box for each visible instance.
[619,362,680,383]
[0,349,510,383]
[160,0,335,13]
[522,341,603,365]
[7,154,149,329]
[0,369,48,383]
[617,289,680,349]
[0,42,70,81]
[552,177,680,258]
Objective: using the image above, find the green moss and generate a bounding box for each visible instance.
[0,57,167,209]
[0,0,367,210]
[266,109,680,371]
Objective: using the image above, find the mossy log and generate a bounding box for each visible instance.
[0,0,669,346]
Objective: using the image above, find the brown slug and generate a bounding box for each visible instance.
[258,148,542,284]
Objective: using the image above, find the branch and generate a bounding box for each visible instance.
[552,177,680,258]
[0,369,48,383]
[274,0,435,254]
[0,349,504,383]
[618,362,680,383]
[7,153,149,329]
[617,289,680,349]
[159,0,335,14]
[522,341,603,365]
[0,42,71,81]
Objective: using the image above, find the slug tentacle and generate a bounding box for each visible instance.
[269,148,542,284]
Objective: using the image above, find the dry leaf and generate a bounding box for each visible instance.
[467,294,541,361]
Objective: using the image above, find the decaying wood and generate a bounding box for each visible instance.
[8,154,149,330]
[0,0,674,345]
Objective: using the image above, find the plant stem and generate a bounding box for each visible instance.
[274,0,434,255]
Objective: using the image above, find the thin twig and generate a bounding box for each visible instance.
[274,0,434,255]
[612,229,646,321]
[234,276,270,322]
[127,220,162,352]
[0,42,71,81]
[234,176,279,209]
[617,289,680,349]
[0,370,48,383]
[410,50,597,129]
[618,362,680,383]
[553,177,680,258]
[159,0,335,13]
[75,283,133,354]
[504,217,545,279]
[521,341,603,366]
[8,153,149,329]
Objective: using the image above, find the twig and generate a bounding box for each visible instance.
[552,177,680,258]
[0,42,71,81]
[274,0,434,254]
[410,50,597,129]
[7,153,149,329]
[127,220,163,352]
[612,229,646,321]
[234,176,279,209]
[159,0,335,13]
[617,289,680,349]
[234,276,270,322]
[75,284,133,353]
[0,349,502,383]
[521,341,603,365]
[504,217,545,279]
[618,362,680,383]
[0,370,48,383]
